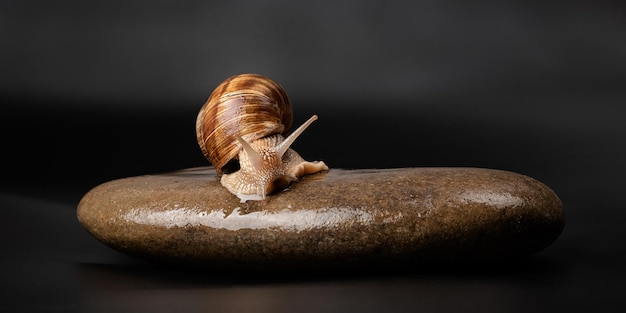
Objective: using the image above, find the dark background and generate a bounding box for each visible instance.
[1,0,625,312]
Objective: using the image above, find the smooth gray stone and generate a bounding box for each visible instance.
[77,167,565,270]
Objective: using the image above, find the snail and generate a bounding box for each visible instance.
[196,73,329,202]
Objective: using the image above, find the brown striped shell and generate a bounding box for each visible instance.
[196,73,293,175]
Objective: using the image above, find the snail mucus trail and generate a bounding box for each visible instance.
[196,74,329,202]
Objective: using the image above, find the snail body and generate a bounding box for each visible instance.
[196,73,328,202]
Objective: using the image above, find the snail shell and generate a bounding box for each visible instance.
[196,73,328,202]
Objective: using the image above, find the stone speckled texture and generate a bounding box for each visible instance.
[77,167,564,270]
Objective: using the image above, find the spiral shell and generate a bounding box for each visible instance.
[196,73,293,174]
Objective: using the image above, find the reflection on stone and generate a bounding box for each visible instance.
[123,206,373,232]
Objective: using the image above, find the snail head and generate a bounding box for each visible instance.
[220,115,327,202]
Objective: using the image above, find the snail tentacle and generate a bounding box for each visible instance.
[236,136,262,172]
[275,115,318,158]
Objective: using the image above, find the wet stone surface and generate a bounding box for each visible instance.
[77,167,565,270]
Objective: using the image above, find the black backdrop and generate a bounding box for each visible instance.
[2,1,625,312]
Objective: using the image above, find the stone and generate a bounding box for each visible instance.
[77,167,564,270]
